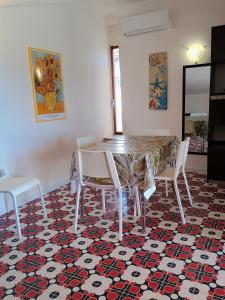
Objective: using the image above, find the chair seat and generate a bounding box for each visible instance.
[0,176,40,196]
[83,175,113,186]
[155,167,175,181]
[82,175,127,188]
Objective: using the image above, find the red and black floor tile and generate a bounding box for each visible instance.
[0,173,225,299]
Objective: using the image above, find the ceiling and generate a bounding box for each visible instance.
[0,0,147,6]
[117,0,148,3]
[0,0,78,7]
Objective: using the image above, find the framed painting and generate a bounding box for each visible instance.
[149,52,168,110]
[28,47,66,122]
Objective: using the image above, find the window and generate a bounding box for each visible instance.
[111,46,123,134]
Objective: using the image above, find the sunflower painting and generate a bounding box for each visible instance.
[149,52,168,110]
[28,48,66,122]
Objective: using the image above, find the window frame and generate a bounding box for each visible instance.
[110,45,122,135]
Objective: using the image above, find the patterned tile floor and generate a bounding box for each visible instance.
[0,173,225,299]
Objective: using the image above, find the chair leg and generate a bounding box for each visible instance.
[37,184,47,219]
[174,180,186,224]
[12,195,22,238]
[134,196,137,217]
[128,186,132,197]
[142,196,146,234]
[118,188,123,241]
[102,189,106,211]
[165,180,168,197]
[183,170,193,207]
[134,186,141,217]
[74,184,81,231]
[81,188,84,220]
[114,189,118,202]
[4,194,10,213]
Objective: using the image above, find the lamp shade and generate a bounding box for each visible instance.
[187,44,205,64]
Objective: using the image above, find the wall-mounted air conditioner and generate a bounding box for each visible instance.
[120,9,173,37]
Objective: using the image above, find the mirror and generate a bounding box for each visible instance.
[182,64,211,154]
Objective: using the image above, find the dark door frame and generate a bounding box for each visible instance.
[182,63,211,155]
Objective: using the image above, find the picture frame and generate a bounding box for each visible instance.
[149,52,168,110]
[28,47,66,122]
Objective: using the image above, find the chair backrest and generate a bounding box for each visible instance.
[0,169,5,177]
[183,137,190,166]
[75,136,97,184]
[77,149,121,190]
[141,129,171,136]
[105,152,121,190]
[174,138,190,179]
[0,169,6,181]
[76,135,96,149]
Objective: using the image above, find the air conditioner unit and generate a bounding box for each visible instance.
[120,9,173,37]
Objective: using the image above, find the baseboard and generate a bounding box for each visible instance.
[0,179,70,217]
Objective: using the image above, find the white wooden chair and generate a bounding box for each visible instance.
[74,149,125,240]
[155,138,193,224]
[76,136,141,217]
[76,136,97,149]
[0,170,47,238]
[76,136,108,210]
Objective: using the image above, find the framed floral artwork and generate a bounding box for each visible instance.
[149,52,168,110]
[28,47,66,122]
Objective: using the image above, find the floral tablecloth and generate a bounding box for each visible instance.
[71,135,179,200]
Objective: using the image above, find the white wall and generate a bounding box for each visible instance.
[107,0,225,173]
[186,93,209,114]
[0,0,113,215]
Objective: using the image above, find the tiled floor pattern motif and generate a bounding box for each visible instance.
[0,173,225,299]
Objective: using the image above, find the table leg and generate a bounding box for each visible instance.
[80,189,84,221]
[142,194,146,234]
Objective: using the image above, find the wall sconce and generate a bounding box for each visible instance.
[187,44,206,64]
